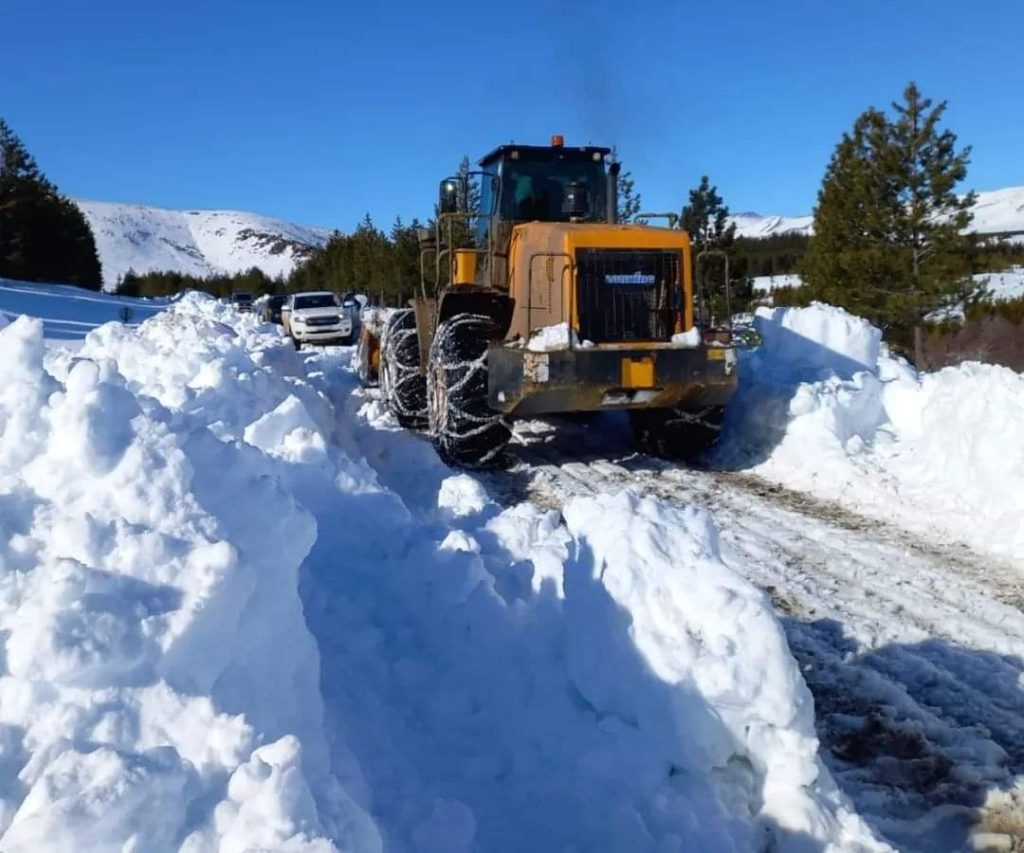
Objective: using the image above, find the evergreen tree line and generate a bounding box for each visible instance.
[0,119,102,288]
[115,266,282,299]
[115,215,429,304]
[287,214,425,306]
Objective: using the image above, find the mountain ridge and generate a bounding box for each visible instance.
[77,185,1024,290]
[727,185,1024,239]
[74,199,334,290]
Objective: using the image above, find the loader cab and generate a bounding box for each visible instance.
[477,141,612,242]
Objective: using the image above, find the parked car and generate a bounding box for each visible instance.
[282,291,353,348]
[231,292,254,313]
[261,294,287,324]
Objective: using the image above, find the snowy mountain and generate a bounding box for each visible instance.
[729,185,1024,239]
[728,211,814,239]
[74,185,1024,290]
[75,200,334,289]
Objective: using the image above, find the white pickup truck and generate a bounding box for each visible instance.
[282,291,353,348]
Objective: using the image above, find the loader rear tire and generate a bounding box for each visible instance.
[380,309,426,428]
[427,313,510,468]
[630,405,725,462]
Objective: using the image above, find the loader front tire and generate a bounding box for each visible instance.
[630,405,725,462]
[380,309,426,428]
[427,313,510,468]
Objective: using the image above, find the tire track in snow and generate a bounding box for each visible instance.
[479,418,1024,852]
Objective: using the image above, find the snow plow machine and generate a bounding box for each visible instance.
[356,136,738,467]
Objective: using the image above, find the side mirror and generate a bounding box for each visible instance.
[439,179,460,215]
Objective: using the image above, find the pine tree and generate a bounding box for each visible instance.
[617,170,642,223]
[456,155,481,215]
[0,118,102,288]
[680,175,740,320]
[679,175,736,253]
[611,149,642,222]
[116,268,142,297]
[390,216,422,304]
[801,83,974,335]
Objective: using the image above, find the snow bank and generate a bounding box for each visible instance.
[560,492,883,850]
[722,303,1024,560]
[0,295,370,850]
[0,279,167,341]
[0,291,889,850]
[293,351,887,850]
[753,302,881,379]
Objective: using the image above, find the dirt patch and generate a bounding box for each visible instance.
[920,313,1024,372]
[972,786,1024,851]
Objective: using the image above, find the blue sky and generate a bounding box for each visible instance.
[2,0,1022,231]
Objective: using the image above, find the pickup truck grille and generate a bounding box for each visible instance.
[305,315,339,327]
[575,249,680,343]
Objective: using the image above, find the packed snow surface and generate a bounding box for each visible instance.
[75,200,332,289]
[0,292,888,850]
[721,302,1024,560]
[0,279,167,341]
[975,265,1024,302]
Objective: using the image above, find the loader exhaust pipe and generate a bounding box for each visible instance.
[607,159,620,224]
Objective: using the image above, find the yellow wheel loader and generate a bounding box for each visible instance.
[357,136,738,467]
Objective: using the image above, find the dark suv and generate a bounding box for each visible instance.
[261,294,286,324]
[231,292,254,313]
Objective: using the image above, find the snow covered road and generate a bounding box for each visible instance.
[290,331,1024,852]
[472,416,1024,851]
[2,289,1023,852]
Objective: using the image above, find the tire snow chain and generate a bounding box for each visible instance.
[665,406,723,430]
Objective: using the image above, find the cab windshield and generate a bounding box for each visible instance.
[499,158,607,222]
[295,294,338,310]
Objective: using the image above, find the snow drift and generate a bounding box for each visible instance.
[0,298,374,850]
[722,302,1024,561]
[0,293,887,849]
[0,278,167,341]
[293,355,886,851]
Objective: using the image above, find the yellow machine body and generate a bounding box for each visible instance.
[504,221,694,341]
